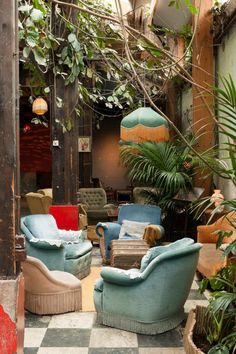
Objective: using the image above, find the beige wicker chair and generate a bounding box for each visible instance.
[25,192,52,214]
[22,256,82,315]
[37,188,53,198]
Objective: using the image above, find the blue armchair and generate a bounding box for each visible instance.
[21,214,93,279]
[96,204,163,263]
[94,238,202,334]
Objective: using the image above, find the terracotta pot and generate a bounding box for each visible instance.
[183,306,207,354]
[210,189,224,212]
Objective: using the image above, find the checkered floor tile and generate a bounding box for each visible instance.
[24,244,209,353]
[24,276,208,353]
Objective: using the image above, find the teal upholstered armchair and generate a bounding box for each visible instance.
[94,238,202,334]
[21,214,93,279]
[96,204,164,263]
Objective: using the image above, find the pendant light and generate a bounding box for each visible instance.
[120,107,169,143]
[32,97,48,115]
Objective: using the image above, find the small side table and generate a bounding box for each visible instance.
[110,240,149,269]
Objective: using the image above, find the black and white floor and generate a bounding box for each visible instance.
[24,246,209,354]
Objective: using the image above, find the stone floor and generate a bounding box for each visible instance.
[24,244,209,354]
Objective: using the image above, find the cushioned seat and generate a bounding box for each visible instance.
[22,256,82,315]
[78,188,116,223]
[25,192,52,214]
[37,188,53,198]
[21,214,93,279]
[65,242,92,259]
[94,238,202,334]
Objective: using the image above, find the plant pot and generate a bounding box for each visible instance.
[184,306,209,354]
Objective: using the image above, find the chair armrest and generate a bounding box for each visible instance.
[78,202,89,211]
[94,277,104,292]
[96,222,120,241]
[28,237,64,249]
[101,266,143,286]
[78,203,87,215]
[143,224,164,247]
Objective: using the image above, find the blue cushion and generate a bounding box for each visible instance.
[24,214,59,240]
[118,204,161,225]
[65,240,93,259]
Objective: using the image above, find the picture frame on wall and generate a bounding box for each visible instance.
[78,136,91,152]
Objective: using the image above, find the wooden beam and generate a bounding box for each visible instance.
[166,80,182,136]
[78,102,93,188]
[51,1,79,204]
[0,0,19,276]
[192,0,214,194]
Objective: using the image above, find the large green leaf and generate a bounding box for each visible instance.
[32,47,47,66]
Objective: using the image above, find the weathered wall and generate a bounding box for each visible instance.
[92,117,130,190]
[179,15,236,200]
[180,86,193,135]
[216,20,236,199]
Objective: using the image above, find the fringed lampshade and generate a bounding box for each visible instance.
[120,107,169,143]
[32,97,48,115]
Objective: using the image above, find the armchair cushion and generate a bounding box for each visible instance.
[119,219,150,240]
[65,241,93,259]
[25,214,59,240]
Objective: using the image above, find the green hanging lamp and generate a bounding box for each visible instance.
[120,107,169,143]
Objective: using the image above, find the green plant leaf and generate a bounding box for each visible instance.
[18,4,33,12]
[26,35,38,48]
[23,46,31,58]
[32,47,47,66]
[30,8,44,22]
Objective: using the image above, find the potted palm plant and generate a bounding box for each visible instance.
[120,138,208,211]
[120,137,215,239]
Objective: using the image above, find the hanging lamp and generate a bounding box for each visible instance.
[32,97,48,115]
[120,107,169,143]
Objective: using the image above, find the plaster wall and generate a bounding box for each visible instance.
[179,23,236,200]
[216,22,236,199]
[92,117,130,189]
[180,86,193,134]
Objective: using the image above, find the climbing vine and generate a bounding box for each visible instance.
[18,0,200,130]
